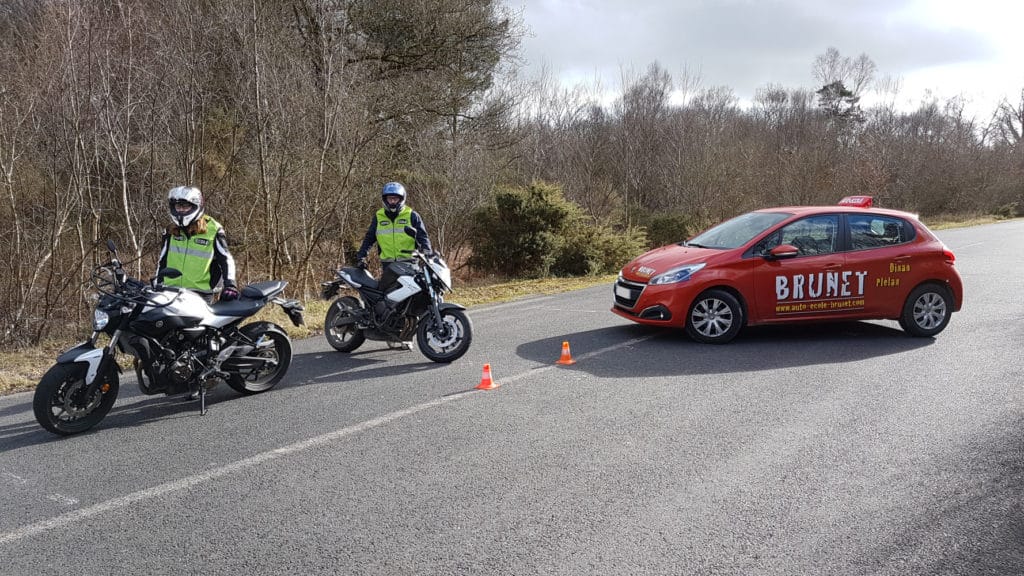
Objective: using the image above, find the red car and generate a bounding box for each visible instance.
[612,196,963,343]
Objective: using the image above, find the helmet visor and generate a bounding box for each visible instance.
[172,200,196,212]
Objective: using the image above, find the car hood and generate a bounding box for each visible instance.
[621,244,719,282]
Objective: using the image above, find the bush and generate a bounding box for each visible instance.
[551,226,648,276]
[643,211,702,248]
[994,202,1020,219]
[469,181,577,278]
[469,181,652,278]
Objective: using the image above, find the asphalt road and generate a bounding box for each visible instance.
[1,221,1022,575]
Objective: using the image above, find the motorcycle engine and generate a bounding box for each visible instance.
[165,353,202,388]
[157,328,210,391]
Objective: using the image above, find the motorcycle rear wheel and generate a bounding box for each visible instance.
[417,308,473,363]
[325,296,366,352]
[227,326,292,394]
[33,363,120,436]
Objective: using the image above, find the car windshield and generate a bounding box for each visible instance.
[686,211,792,249]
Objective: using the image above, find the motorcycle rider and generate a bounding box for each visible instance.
[355,181,433,309]
[157,185,239,303]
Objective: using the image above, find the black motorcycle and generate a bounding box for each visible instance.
[321,245,472,363]
[33,240,305,436]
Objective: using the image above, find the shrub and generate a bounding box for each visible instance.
[994,202,1020,219]
[643,211,702,248]
[552,226,648,276]
[469,181,576,278]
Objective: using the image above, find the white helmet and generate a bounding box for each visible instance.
[168,185,204,228]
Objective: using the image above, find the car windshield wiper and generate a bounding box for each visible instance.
[684,241,707,248]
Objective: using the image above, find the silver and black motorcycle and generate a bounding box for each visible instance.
[33,240,305,436]
[321,240,472,363]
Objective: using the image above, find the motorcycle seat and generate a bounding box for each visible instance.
[241,280,287,299]
[208,281,287,318]
[210,298,264,318]
[343,267,379,290]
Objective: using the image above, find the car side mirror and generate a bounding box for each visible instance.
[766,244,800,260]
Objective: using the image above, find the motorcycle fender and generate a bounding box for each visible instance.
[56,341,95,363]
[437,303,466,312]
[242,321,285,335]
[56,342,105,385]
[240,321,289,345]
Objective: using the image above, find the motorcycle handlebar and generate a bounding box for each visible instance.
[92,262,177,307]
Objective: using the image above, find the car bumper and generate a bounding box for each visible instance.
[612,277,698,326]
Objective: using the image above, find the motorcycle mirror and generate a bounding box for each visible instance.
[403,226,417,237]
[106,239,117,253]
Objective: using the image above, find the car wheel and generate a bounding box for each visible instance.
[686,289,743,344]
[900,283,953,337]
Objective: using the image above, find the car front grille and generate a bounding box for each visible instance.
[614,277,646,309]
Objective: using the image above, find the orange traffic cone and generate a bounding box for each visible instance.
[476,363,499,390]
[556,341,576,365]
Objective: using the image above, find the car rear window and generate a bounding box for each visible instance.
[848,214,916,250]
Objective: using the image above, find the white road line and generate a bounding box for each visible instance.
[0,333,659,545]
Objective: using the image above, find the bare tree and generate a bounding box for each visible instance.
[993,88,1024,147]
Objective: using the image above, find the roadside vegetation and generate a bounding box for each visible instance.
[0,2,1021,392]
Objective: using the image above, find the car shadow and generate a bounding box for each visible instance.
[518,321,934,378]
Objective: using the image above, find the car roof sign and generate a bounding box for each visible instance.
[838,195,873,208]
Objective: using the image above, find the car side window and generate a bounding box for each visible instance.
[848,215,914,250]
[776,215,839,256]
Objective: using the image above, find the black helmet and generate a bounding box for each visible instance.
[381,181,407,217]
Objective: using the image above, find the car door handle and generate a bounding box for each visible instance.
[892,255,912,261]
[823,263,843,270]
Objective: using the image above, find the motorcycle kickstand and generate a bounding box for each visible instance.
[200,386,208,416]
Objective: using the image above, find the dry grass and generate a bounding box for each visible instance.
[922,214,1015,230]
[0,274,616,396]
[0,343,69,396]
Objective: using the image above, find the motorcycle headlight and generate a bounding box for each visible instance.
[93,309,110,330]
[649,263,706,285]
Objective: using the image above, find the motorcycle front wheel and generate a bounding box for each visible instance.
[227,325,292,394]
[417,308,473,363]
[33,363,120,436]
[324,296,366,352]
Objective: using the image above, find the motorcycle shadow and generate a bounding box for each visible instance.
[99,389,227,429]
[0,419,55,450]
[0,390,194,449]
[287,348,449,388]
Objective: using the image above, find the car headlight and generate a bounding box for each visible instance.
[649,263,706,285]
[93,309,109,330]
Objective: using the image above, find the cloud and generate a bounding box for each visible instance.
[510,0,1005,112]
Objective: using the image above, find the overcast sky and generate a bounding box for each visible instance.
[504,0,1024,118]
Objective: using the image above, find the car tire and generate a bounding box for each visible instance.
[686,289,743,344]
[900,283,953,337]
